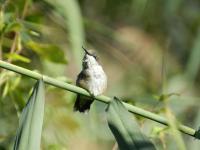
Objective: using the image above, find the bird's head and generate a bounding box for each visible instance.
[82,46,99,68]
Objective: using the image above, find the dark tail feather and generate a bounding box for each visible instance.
[73,95,93,113]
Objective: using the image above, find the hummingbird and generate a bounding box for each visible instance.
[73,47,107,112]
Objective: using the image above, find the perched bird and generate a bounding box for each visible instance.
[73,47,107,112]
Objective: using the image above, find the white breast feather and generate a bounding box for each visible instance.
[88,65,107,96]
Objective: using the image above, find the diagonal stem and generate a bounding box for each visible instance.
[0,60,198,139]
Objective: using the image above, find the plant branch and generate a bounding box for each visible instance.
[7,0,30,63]
[0,60,198,139]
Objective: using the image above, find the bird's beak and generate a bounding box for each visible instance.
[82,46,91,55]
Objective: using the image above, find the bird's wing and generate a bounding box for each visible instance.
[76,70,90,90]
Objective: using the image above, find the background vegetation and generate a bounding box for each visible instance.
[0,0,200,149]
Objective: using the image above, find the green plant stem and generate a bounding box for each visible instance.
[0,60,197,139]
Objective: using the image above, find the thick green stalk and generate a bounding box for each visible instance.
[0,60,198,139]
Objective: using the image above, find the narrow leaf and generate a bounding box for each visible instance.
[106,97,156,150]
[165,107,186,150]
[5,53,31,63]
[14,79,45,150]
[4,21,22,33]
[2,80,9,98]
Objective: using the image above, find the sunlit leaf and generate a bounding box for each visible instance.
[26,41,67,64]
[2,80,9,98]
[4,22,21,33]
[10,75,21,90]
[106,97,156,150]
[151,126,168,137]
[0,9,5,31]
[13,80,45,150]
[154,93,180,102]
[165,107,186,150]
[29,30,40,37]
[0,71,16,85]
[5,53,31,63]
[22,20,45,33]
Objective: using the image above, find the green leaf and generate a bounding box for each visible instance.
[26,41,67,64]
[106,97,156,150]
[2,80,9,98]
[13,79,45,150]
[10,75,21,91]
[5,53,31,63]
[0,10,5,31]
[155,93,180,102]
[165,108,186,150]
[4,21,22,33]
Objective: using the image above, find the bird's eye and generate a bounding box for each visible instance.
[93,55,98,59]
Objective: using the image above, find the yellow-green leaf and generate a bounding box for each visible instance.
[5,53,31,63]
[4,22,22,33]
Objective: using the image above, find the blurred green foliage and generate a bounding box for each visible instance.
[0,0,200,149]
